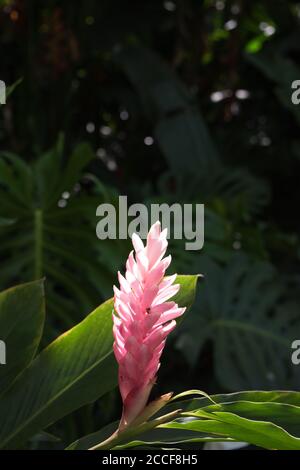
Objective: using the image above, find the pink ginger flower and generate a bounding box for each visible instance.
[113,221,185,430]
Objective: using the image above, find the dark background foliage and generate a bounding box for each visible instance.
[0,0,300,448]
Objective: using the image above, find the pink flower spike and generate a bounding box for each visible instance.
[113,221,185,431]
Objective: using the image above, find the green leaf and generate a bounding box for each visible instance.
[66,421,118,450]
[162,390,300,449]
[64,275,199,450]
[0,153,33,208]
[167,389,300,410]
[162,390,300,420]
[0,270,198,448]
[194,401,300,437]
[113,433,232,450]
[0,280,45,395]
[67,410,232,450]
[176,254,300,389]
[29,431,61,443]
[172,275,200,320]
[164,411,300,450]
[0,298,117,449]
[92,391,300,449]
[34,135,65,208]
[62,142,94,191]
[0,143,117,338]
[69,410,182,450]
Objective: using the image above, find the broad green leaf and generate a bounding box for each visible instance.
[29,431,61,443]
[116,391,300,450]
[176,254,300,389]
[0,280,45,395]
[0,268,197,447]
[68,393,176,450]
[68,421,230,450]
[34,134,65,208]
[70,410,182,451]
[43,141,94,210]
[172,275,200,318]
[195,401,300,437]
[0,153,33,207]
[162,390,300,418]
[64,275,198,449]
[163,411,300,450]
[62,142,94,191]
[114,46,269,222]
[113,432,234,450]
[0,274,198,449]
[0,298,117,449]
[0,143,124,338]
[167,390,300,411]
[66,421,118,450]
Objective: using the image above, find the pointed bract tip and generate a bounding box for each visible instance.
[161,392,174,401]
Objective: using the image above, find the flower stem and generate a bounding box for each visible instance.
[89,409,182,451]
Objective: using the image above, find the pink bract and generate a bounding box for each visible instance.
[113,221,185,430]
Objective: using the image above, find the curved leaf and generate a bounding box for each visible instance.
[0,280,45,395]
[176,254,300,389]
[0,298,116,449]
[163,412,300,450]
[195,401,300,437]
[0,274,198,449]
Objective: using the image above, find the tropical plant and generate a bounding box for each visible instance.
[0,138,129,339]
[1,0,300,452]
[175,253,300,390]
[0,273,197,449]
[68,390,300,451]
[1,227,300,451]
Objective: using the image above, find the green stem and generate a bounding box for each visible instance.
[89,431,119,451]
[34,209,43,279]
[89,409,182,451]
